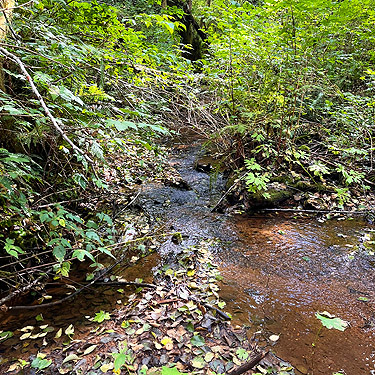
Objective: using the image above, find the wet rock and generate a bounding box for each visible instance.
[141,356,152,366]
[195,157,213,172]
[295,363,309,374]
[246,182,294,209]
[159,354,169,365]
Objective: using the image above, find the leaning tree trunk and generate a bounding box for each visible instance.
[166,0,207,60]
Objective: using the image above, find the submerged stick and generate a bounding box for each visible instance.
[227,350,269,375]
[259,208,369,215]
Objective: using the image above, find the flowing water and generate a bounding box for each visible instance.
[1,137,374,375]
[142,136,375,374]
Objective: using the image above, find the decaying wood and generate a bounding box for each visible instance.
[0,274,46,309]
[260,208,370,215]
[227,350,269,375]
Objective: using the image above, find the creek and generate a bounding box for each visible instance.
[1,136,374,375]
[140,136,375,375]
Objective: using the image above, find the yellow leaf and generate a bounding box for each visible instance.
[20,326,34,332]
[83,344,97,355]
[187,270,195,277]
[7,363,20,372]
[135,327,144,335]
[20,332,31,340]
[100,363,113,372]
[161,337,172,346]
[65,324,74,336]
[55,328,62,339]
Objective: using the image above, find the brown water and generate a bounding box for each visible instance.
[219,214,375,375]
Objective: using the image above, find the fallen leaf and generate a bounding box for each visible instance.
[65,324,74,336]
[316,312,349,331]
[83,344,97,355]
[100,363,114,372]
[55,328,63,339]
[62,354,80,364]
[191,356,205,369]
[20,332,31,340]
[7,363,20,372]
[20,326,34,332]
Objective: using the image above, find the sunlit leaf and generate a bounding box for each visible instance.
[316,312,348,331]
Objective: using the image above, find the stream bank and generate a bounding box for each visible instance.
[1,134,374,375]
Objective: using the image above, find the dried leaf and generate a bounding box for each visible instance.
[55,328,63,339]
[83,344,97,355]
[20,332,32,340]
[65,324,74,336]
[62,354,80,364]
[191,356,205,369]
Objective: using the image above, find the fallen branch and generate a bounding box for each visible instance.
[0,274,46,309]
[227,350,269,375]
[259,208,370,215]
[211,171,247,212]
[0,46,93,164]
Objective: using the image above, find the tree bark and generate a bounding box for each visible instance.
[167,0,207,60]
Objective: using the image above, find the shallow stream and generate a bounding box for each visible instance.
[1,137,374,375]
[147,137,375,375]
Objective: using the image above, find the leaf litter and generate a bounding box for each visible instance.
[1,241,293,374]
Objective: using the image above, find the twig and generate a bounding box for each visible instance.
[0,46,93,163]
[227,351,269,375]
[0,274,46,308]
[96,281,157,288]
[2,10,19,40]
[0,42,72,69]
[259,208,370,215]
[211,171,247,212]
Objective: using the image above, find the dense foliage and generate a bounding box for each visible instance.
[0,0,191,295]
[0,0,374,301]
[199,0,375,205]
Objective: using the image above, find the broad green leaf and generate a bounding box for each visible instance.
[113,352,127,371]
[316,312,348,331]
[191,334,205,347]
[106,119,138,131]
[53,245,66,261]
[93,311,110,323]
[0,331,13,342]
[236,348,249,360]
[31,357,52,370]
[162,366,182,375]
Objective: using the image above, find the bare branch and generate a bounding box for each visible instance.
[0,46,93,163]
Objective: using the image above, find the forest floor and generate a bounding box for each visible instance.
[0,136,295,375]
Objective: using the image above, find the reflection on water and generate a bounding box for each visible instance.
[219,214,375,375]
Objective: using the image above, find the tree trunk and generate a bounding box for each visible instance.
[167,0,207,60]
